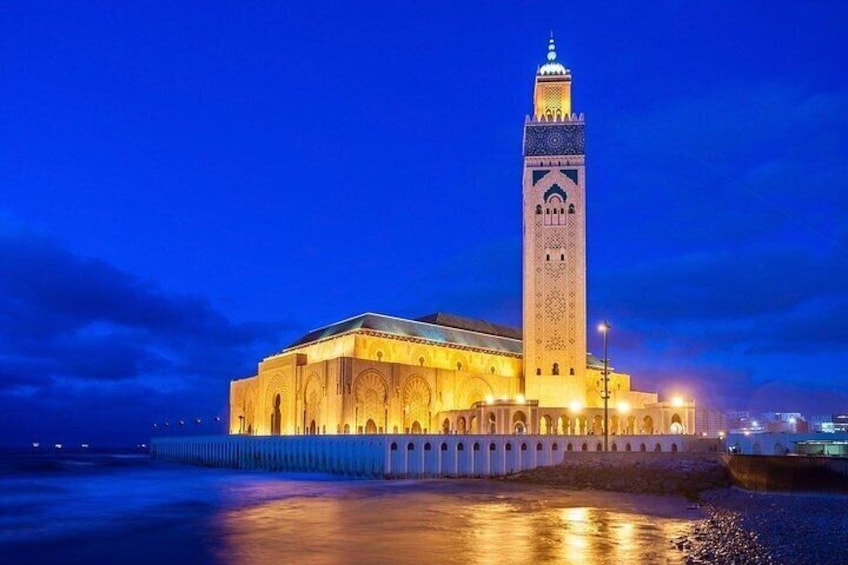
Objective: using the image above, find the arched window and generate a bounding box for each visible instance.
[535,204,542,214]
[536,443,543,451]
[424,442,432,451]
[568,204,575,214]
[489,443,496,451]
[505,443,512,451]
[536,368,541,376]
[390,442,398,451]
[473,442,480,451]
[567,443,573,451]
[457,442,464,451]
[407,442,415,451]
[521,443,528,451]
[440,443,448,451]
[552,443,558,451]
[552,363,559,376]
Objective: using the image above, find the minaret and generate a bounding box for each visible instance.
[522,34,587,408]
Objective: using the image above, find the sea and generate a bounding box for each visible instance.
[1,450,702,564]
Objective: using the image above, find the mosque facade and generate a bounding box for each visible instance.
[229,37,695,439]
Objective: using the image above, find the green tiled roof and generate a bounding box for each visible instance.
[282,312,608,369]
[283,312,522,355]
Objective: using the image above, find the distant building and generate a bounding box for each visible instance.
[229,36,695,437]
[695,409,727,437]
[762,412,804,433]
[811,414,848,433]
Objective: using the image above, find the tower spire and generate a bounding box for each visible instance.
[538,32,569,76]
[547,31,557,62]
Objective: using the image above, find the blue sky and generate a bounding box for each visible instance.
[2,2,847,445]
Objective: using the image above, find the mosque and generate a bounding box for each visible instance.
[229,37,695,439]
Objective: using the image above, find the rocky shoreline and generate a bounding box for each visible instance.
[501,452,730,499]
[502,454,848,564]
[679,488,848,564]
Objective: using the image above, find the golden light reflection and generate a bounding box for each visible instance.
[615,519,636,554]
[214,481,700,565]
[563,507,589,523]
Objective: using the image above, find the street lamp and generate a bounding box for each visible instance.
[598,321,611,452]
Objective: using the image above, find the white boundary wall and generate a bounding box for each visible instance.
[152,435,692,478]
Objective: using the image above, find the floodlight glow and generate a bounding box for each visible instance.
[569,401,582,414]
[671,396,684,407]
[617,401,630,414]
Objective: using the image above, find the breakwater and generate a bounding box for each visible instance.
[151,434,700,477]
[722,454,848,493]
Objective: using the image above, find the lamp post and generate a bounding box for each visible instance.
[598,321,611,452]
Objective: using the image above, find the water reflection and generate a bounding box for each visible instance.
[215,481,697,564]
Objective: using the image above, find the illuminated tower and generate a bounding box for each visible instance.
[522,35,586,407]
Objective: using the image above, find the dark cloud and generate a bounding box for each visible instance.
[0,228,296,443]
[595,246,843,323]
[755,296,848,354]
[597,85,848,258]
[0,230,273,346]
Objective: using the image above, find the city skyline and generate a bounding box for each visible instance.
[2,2,847,445]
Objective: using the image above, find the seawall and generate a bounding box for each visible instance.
[722,454,848,493]
[151,434,706,478]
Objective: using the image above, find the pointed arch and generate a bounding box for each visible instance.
[263,371,291,436]
[543,183,568,203]
[354,370,388,432]
[460,376,494,408]
[403,376,432,433]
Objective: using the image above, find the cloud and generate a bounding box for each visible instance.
[0,227,291,410]
[595,246,842,322]
[599,84,848,256]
